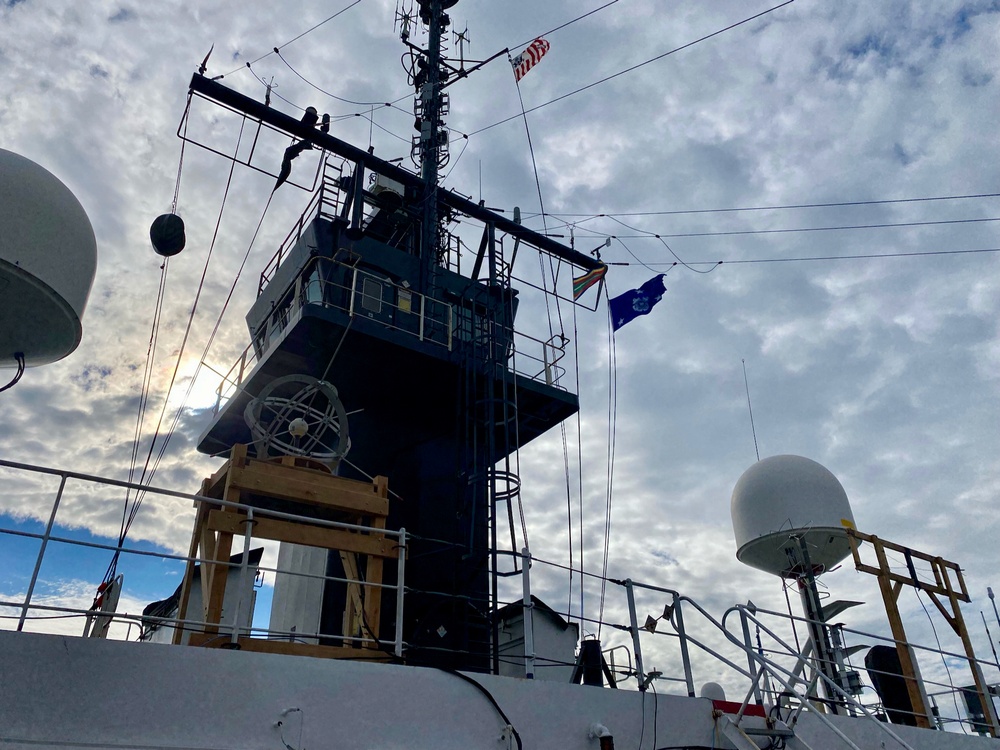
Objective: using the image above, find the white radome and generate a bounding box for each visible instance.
[731,455,856,578]
[0,149,97,367]
[288,418,309,438]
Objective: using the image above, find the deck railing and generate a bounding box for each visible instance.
[211,256,572,417]
[0,458,406,657]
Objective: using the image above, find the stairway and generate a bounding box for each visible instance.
[716,713,813,750]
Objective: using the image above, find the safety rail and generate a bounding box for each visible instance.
[258,158,347,294]
[0,458,407,657]
[493,550,1000,739]
[212,257,574,416]
[8,459,990,739]
[724,602,1000,737]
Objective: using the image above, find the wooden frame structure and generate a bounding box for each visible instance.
[846,528,998,736]
[174,444,394,660]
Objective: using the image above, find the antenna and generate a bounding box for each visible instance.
[742,358,760,461]
[455,25,470,70]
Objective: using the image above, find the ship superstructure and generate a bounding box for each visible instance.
[192,0,605,673]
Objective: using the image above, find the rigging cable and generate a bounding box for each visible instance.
[602,245,1000,268]
[534,190,1000,219]
[596,279,622,638]
[467,0,795,139]
[119,124,280,547]
[106,104,199,582]
[107,258,168,584]
[512,56,580,623]
[565,304,579,622]
[217,0,365,79]
[141,189,277,511]
[129,119,246,495]
[616,234,719,276]
[508,0,623,50]
[276,49,411,108]
[601,214,1000,239]
[916,591,968,734]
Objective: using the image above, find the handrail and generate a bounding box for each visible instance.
[5,454,995,735]
[720,604,918,750]
[210,255,574,417]
[0,459,406,655]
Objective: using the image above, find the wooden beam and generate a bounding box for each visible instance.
[174,482,211,645]
[340,551,364,645]
[227,463,389,516]
[363,515,387,649]
[188,633,391,662]
[203,530,233,633]
[206,510,396,558]
[872,538,932,728]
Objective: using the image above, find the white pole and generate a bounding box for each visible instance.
[395,528,407,658]
[521,547,535,679]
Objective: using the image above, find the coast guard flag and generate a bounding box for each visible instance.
[511,38,551,82]
[609,275,666,332]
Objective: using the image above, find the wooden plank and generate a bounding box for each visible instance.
[340,551,364,644]
[203,529,234,632]
[363,515,387,649]
[228,463,389,516]
[201,445,249,498]
[174,487,210,645]
[873,541,932,729]
[199,522,219,595]
[206,510,396,558]
[243,458,380,495]
[188,633,391,662]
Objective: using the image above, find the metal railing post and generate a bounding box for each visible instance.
[395,527,406,658]
[230,508,255,647]
[673,593,696,697]
[521,547,535,679]
[18,475,67,631]
[348,267,358,316]
[625,579,647,691]
[418,294,425,342]
[739,608,765,706]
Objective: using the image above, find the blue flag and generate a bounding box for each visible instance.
[609,275,666,331]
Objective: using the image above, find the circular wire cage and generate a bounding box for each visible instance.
[244,374,350,464]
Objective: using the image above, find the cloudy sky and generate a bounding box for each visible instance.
[2,0,999,714]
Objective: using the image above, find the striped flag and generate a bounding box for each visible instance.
[573,265,608,300]
[511,38,551,82]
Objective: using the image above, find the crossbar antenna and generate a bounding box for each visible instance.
[455,26,470,70]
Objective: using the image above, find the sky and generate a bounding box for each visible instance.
[1,0,1000,718]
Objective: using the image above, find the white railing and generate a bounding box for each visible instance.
[0,458,407,657]
[212,257,575,416]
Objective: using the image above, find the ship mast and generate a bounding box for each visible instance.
[191,0,604,673]
[416,0,447,279]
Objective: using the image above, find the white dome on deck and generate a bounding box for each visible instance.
[731,454,855,578]
[0,149,97,367]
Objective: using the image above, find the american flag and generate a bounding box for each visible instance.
[511,38,551,82]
